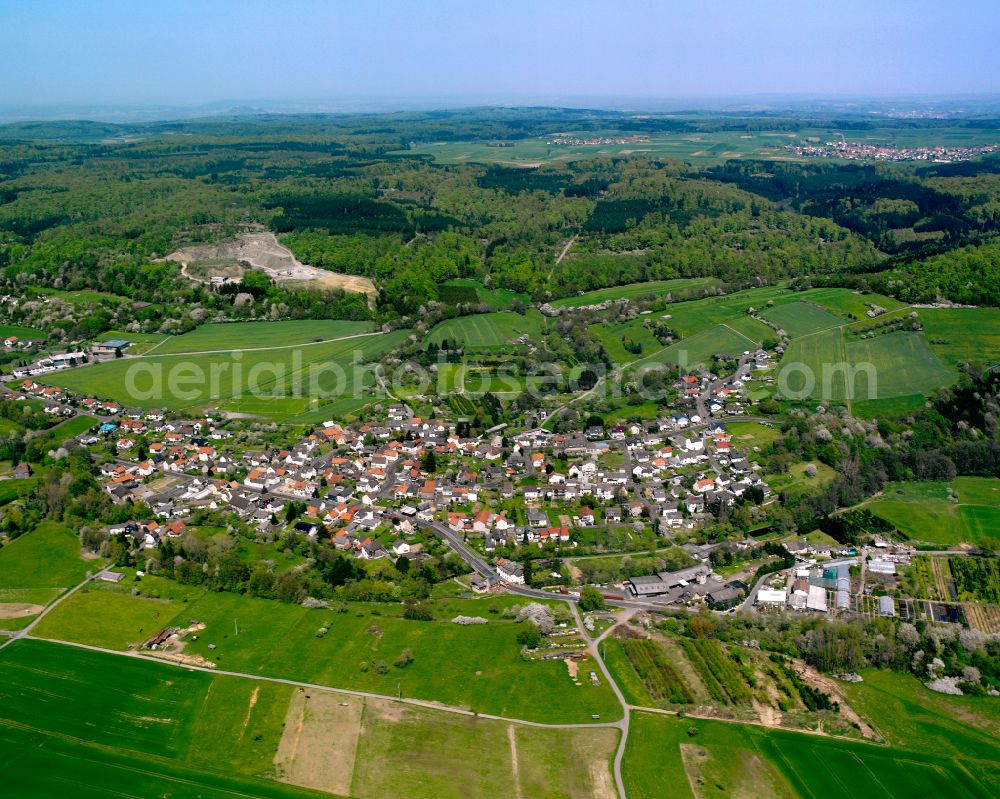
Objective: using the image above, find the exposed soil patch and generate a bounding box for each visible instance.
[165,232,376,298]
[794,662,876,739]
[273,689,364,796]
[0,603,43,619]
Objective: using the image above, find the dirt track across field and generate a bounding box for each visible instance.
[165,231,376,297]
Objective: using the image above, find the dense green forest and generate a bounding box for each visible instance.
[1,108,999,334]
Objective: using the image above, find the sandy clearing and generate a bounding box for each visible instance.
[165,231,376,298]
[0,603,44,619]
[273,688,364,797]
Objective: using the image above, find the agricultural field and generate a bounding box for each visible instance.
[869,478,1000,547]
[147,319,374,355]
[0,638,617,799]
[425,310,545,349]
[549,277,720,308]
[658,286,802,337]
[31,585,621,724]
[777,330,954,403]
[774,328,846,401]
[624,693,998,799]
[759,301,843,338]
[619,638,695,704]
[42,329,409,419]
[919,307,1000,370]
[843,332,955,398]
[400,126,1000,166]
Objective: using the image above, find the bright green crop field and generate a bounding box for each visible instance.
[759,301,844,338]
[777,330,954,403]
[425,310,545,349]
[0,638,618,799]
[147,319,374,355]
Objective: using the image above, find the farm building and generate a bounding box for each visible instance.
[92,339,131,356]
[626,565,710,598]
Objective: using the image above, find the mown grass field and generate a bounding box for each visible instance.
[425,310,545,349]
[42,329,409,419]
[549,277,720,308]
[148,319,374,354]
[759,301,844,338]
[659,286,799,336]
[867,479,1000,546]
[32,586,621,724]
[918,307,1000,370]
[844,332,955,399]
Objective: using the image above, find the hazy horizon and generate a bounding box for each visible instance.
[2,0,998,115]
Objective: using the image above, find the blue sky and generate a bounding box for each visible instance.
[1,0,997,108]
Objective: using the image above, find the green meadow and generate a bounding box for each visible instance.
[759,301,844,338]
[918,307,1000,370]
[0,521,95,602]
[32,586,621,724]
[42,328,409,418]
[549,277,720,308]
[777,330,954,403]
[148,319,374,355]
[630,324,757,372]
[0,324,46,340]
[425,310,545,349]
[867,478,1000,546]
